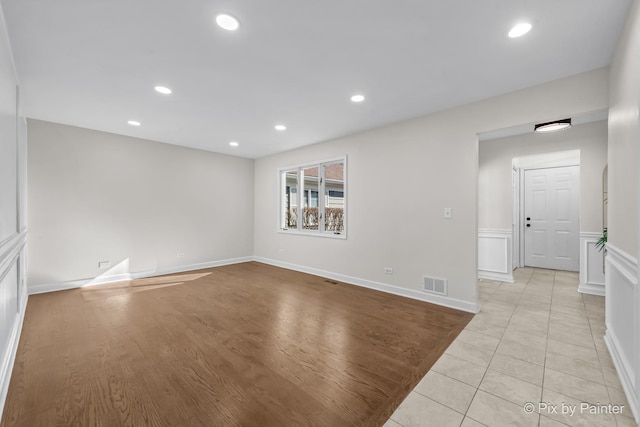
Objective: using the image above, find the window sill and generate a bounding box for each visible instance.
[278,229,347,239]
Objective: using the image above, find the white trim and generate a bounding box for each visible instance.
[255,257,479,314]
[478,229,514,283]
[27,254,480,312]
[277,155,347,239]
[515,156,582,269]
[578,231,605,296]
[279,155,347,172]
[607,243,638,286]
[27,256,254,295]
[277,229,346,239]
[0,5,19,85]
[0,233,18,251]
[578,283,605,296]
[605,329,639,423]
[0,233,25,275]
[512,167,520,270]
[478,270,515,283]
[0,261,27,423]
[14,85,19,235]
[604,242,639,424]
[512,150,581,170]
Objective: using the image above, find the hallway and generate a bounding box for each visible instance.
[387,268,634,426]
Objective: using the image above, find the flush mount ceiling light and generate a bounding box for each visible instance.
[154,86,172,95]
[508,22,532,38]
[216,13,240,31]
[127,120,141,126]
[534,118,572,133]
[274,124,287,131]
[229,141,239,147]
[350,94,365,103]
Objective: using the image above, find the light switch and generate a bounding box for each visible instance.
[444,208,453,219]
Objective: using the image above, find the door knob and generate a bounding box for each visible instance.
[526,224,531,227]
[526,217,531,221]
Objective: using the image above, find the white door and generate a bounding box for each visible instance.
[524,166,579,271]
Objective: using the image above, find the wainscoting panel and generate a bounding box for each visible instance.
[0,234,26,422]
[579,232,605,295]
[478,229,514,283]
[604,243,639,423]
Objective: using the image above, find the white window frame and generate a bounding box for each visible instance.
[278,156,347,239]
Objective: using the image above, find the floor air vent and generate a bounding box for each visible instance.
[423,276,447,296]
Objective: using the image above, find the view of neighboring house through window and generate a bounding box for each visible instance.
[280,157,346,236]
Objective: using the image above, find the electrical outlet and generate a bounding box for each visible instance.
[278,249,284,255]
[177,253,185,258]
[98,261,110,269]
[444,208,453,219]
[384,267,393,275]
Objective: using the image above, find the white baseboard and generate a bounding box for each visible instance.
[27,256,255,295]
[27,255,480,314]
[254,257,479,313]
[28,255,479,314]
[0,289,27,423]
[604,243,639,424]
[579,232,605,296]
[478,270,515,283]
[577,283,606,296]
[478,229,514,283]
[605,329,639,423]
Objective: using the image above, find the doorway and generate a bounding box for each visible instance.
[512,150,581,272]
[523,166,580,271]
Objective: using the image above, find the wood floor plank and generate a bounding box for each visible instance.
[1,262,472,426]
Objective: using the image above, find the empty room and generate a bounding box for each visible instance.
[0,1,639,426]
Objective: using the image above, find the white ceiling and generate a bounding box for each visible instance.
[1,0,631,158]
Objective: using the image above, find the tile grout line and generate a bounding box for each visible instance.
[459,268,540,425]
[394,268,608,427]
[538,270,556,426]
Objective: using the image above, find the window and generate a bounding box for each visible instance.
[280,157,346,237]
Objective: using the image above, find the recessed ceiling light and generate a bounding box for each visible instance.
[216,14,240,31]
[508,22,532,38]
[127,120,141,126]
[154,86,172,95]
[229,141,239,147]
[534,118,572,133]
[275,124,287,131]
[351,94,365,103]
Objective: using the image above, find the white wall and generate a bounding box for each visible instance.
[605,0,640,423]
[0,5,27,421]
[479,120,608,232]
[254,68,609,313]
[27,120,255,289]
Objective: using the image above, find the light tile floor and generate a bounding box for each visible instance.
[385,268,638,427]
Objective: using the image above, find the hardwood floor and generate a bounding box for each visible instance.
[1,262,473,426]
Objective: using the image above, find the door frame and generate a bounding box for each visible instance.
[512,150,581,268]
[512,167,520,270]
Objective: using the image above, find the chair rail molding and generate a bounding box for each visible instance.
[478,228,514,283]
